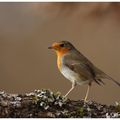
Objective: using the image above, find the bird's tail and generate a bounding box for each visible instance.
[94,78,105,86]
[103,73,120,86]
[95,67,120,86]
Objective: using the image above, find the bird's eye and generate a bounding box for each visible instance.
[60,44,65,47]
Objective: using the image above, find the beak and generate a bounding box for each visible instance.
[48,46,53,49]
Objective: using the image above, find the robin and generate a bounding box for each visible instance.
[48,41,120,102]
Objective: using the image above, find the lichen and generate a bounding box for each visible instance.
[26,89,67,110]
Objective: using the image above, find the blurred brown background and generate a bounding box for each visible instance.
[0,2,120,105]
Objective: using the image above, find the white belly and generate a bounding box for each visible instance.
[60,66,79,83]
[60,66,89,85]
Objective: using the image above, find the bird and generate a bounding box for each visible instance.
[48,41,120,102]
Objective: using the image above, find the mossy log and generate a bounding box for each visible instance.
[0,89,120,118]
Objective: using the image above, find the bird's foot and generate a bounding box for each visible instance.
[81,99,89,103]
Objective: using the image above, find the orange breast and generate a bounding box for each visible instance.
[56,48,69,70]
[57,55,62,70]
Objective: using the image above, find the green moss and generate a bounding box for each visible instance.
[32,95,39,104]
[76,107,86,117]
[115,102,120,112]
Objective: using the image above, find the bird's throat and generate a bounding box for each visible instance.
[56,49,69,70]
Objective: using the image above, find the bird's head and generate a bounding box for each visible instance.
[48,41,74,56]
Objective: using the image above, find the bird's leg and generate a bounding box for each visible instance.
[64,81,76,97]
[84,83,91,102]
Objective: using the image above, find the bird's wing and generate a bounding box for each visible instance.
[63,54,106,85]
[64,58,95,81]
